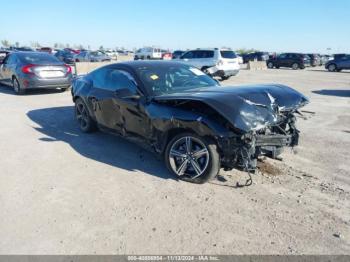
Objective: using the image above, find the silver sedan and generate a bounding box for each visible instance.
[0,52,72,95]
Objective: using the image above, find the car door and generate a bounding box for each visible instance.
[110,69,149,139]
[87,67,123,132]
[277,53,288,67]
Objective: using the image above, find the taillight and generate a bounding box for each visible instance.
[65,64,72,74]
[217,59,224,66]
[22,64,36,74]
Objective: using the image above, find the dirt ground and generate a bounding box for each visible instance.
[0,67,349,254]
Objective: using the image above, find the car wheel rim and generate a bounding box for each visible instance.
[293,64,298,69]
[76,102,88,129]
[329,65,335,71]
[169,136,210,179]
[268,63,273,68]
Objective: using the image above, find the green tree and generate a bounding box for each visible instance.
[15,42,20,47]
[1,40,11,47]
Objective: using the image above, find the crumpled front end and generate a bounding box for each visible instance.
[219,109,302,172]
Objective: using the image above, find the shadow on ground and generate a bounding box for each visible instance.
[312,89,350,97]
[0,84,64,96]
[27,106,173,181]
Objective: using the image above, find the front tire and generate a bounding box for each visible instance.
[12,77,25,95]
[75,98,97,133]
[165,133,220,184]
[267,62,274,69]
[327,64,337,72]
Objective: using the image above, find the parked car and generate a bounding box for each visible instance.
[71,61,308,184]
[0,52,72,95]
[74,51,111,62]
[162,52,173,60]
[105,50,118,59]
[55,49,75,64]
[9,46,35,52]
[242,52,269,63]
[320,55,332,65]
[64,48,80,55]
[267,53,311,70]
[134,47,162,60]
[325,54,350,72]
[172,50,185,59]
[177,48,240,80]
[38,47,53,54]
[306,54,322,67]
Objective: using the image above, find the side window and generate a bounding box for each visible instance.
[182,51,194,59]
[279,53,287,59]
[106,70,138,93]
[93,68,137,93]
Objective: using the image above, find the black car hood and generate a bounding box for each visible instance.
[154,84,309,133]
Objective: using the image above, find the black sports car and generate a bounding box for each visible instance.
[71,61,309,184]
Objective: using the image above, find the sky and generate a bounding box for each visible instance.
[1,0,349,53]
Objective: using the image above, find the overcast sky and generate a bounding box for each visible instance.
[1,0,349,53]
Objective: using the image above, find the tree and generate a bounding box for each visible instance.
[54,43,59,48]
[15,42,20,47]
[99,45,104,51]
[235,48,259,55]
[1,40,11,47]
[65,43,70,48]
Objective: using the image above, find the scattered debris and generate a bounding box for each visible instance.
[257,160,282,176]
[333,233,341,238]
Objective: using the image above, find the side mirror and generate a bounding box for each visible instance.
[115,88,141,100]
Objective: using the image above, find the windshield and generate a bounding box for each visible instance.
[18,53,61,64]
[136,63,219,96]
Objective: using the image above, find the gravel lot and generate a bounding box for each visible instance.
[0,67,349,254]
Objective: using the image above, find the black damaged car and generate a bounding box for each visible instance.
[72,61,309,184]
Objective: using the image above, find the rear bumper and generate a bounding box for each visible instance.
[20,75,72,89]
[207,63,240,77]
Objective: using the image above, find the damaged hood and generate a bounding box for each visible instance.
[154,84,309,133]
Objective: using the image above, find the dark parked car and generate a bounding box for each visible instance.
[38,47,53,54]
[9,46,35,52]
[306,54,322,67]
[74,51,111,62]
[0,52,72,95]
[55,50,75,64]
[325,54,350,72]
[267,53,311,70]
[172,50,185,59]
[242,52,269,63]
[71,61,308,184]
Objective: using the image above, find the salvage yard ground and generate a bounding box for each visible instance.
[0,67,349,254]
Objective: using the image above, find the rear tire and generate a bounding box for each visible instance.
[165,133,220,184]
[75,98,97,133]
[267,62,274,69]
[12,77,25,95]
[292,63,300,70]
[327,63,337,72]
[221,76,230,81]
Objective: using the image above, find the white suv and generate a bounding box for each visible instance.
[134,47,162,60]
[177,48,240,80]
